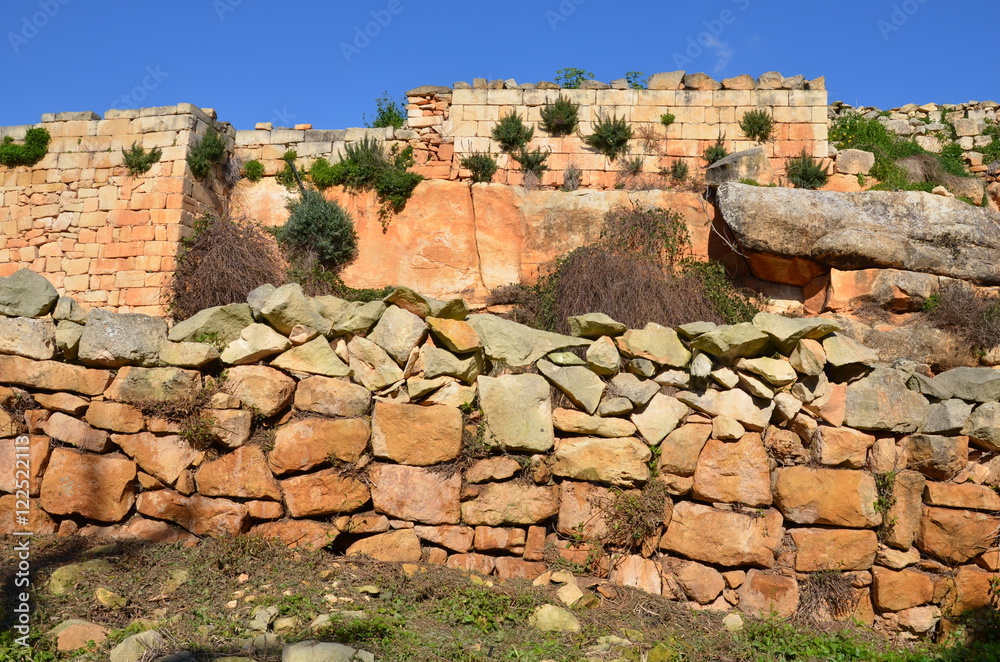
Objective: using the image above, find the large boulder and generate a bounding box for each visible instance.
[717,183,1000,285]
[477,373,554,452]
[78,310,168,367]
[0,268,59,317]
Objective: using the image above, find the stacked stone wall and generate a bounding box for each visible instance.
[2,269,998,638]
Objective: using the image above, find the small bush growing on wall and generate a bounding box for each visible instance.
[667,160,689,182]
[364,91,407,129]
[539,95,579,137]
[584,113,632,161]
[309,157,336,190]
[512,147,549,176]
[660,113,676,128]
[276,191,358,270]
[460,152,498,183]
[554,67,593,89]
[275,150,300,190]
[242,159,265,182]
[0,127,51,167]
[121,141,162,176]
[703,139,728,165]
[187,127,227,179]
[491,112,534,153]
[786,150,829,189]
[739,108,775,143]
[323,137,423,223]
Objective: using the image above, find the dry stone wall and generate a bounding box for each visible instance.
[0,106,233,314]
[2,268,999,638]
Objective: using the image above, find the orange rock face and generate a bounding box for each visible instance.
[280,468,370,518]
[371,403,462,466]
[369,463,462,525]
[871,567,935,612]
[791,528,878,571]
[250,519,339,549]
[738,570,799,617]
[196,445,282,501]
[234,181,714,303]
[40,448,137,522]
[346,529,422,563]
[268,417,370,476]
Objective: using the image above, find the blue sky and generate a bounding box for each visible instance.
[2,0,995,130]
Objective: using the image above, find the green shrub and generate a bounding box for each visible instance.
[617,155,644,179]
[512,147,549,176]
[625,71,647,90]
[703,139,728,165]
[491,112,534,153]
[460,152,498,183]
[684,260,761,325]
[187,127,227,179]
[981,123,1000,164]
[667,159,688,182]
[365,91,407,129]
[276,191,358,270]
[786,150,829,189]
[830,111,975,191]
[554,67,593,89]
[243,159,265,182]
[275,150,299,190]
[322,138,423,220]
[539,95,580,136]
[660,113,676,127]
[309,157,336,190]
[0,127,51,167]
[739,108,775,143]
[121,141,162,176]
[584,113,632,161]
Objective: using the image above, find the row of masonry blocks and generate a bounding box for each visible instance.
[0,105,228,314]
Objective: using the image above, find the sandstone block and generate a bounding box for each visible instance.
[40,448,136,522]
[370,463,461,524]
[294,376,372,418]
[461,483,559,526]
[268,417,370,476]
[112,431,199,486]
[225,365,295,417]
[105,366,201,404]
[661,502,783,567]
[346,529,422,563]
[43,412,110,452]
[78,310,167,367]
[791,529,878,571]
[552,437,651,486]
[738,571,798,618]
[694,432,772,506]
[371,403,462,465]
[280,469,370,518]
[772,467,881,528]
[196,445,282,500]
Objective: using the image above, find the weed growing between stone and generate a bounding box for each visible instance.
[459,152,498,183]
[583,113,632,162]
[186,127,226,180]
[0,128,51,167]
[539,95,580,137]
[120,142,162,176]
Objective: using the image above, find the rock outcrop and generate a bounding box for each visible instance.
[718,183,1000,285]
